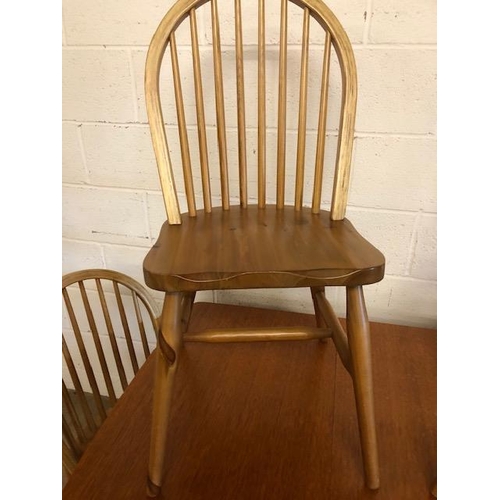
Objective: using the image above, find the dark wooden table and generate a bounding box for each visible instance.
[63,302,436,499]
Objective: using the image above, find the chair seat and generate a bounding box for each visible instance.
[143,205,385,292]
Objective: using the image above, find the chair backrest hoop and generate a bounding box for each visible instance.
[62,269,160,315]
[145,0,357,224]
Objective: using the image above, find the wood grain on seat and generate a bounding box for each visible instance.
[144,206,385,292]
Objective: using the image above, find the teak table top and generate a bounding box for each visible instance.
[63,302,436,500]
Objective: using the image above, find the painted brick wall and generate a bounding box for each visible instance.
[62,0,436,327]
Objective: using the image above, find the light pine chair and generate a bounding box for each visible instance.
[62,269,160,476]
[142,0,385,496]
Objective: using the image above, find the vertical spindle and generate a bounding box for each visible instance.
[258,0,266,207]
[294,8,310,210]
[276,0,288,208]
[235,0,248,207]
[170,33,196,216]
[312,32,331,214]
[211,0,230,209]
[190,9,212,213]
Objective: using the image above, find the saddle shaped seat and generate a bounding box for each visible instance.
[144,206,385,292]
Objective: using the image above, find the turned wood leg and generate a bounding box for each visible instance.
[311,287,328,342]
[346,286,380,490]
[147,293,184,497]
[181,292,196,333]
[311,287,326,328]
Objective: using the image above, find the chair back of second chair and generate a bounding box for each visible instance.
[62,269,160,474]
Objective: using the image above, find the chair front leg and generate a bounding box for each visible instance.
[346,285,380,490]
[147,292,184,497]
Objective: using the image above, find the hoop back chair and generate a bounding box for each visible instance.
[62,269,160,476]
[143,0,385,495]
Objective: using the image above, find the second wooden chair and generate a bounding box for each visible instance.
[62,269,160,476]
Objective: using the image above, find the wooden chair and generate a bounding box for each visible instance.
[62,269,160,476]
[143,0,385,496]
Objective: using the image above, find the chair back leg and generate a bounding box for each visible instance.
[311,287,329,343]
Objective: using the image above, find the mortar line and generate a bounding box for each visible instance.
[62,16,68,46]
[75,124,91,184]
[355,131,435,139]
[207,43,437,50]
[62,43,436,50]
[384,273,436,284]
[63,236,153,251]
[347,205,435,216]
[404,211,422,276]
[99,244,107,268]
[127,49,140,122]
[63,45,149,50]
[142,192,153,242]
[62,120,150,127]
[362,0,374,45]
[63,182,160,194]
[63,183,436,218]
[199,3,208,46]
[62,120,435,139]
[354,43,436,50]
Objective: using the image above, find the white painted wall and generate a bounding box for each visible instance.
[62,0,436,327]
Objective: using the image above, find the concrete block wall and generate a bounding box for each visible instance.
[62,0,436,327]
